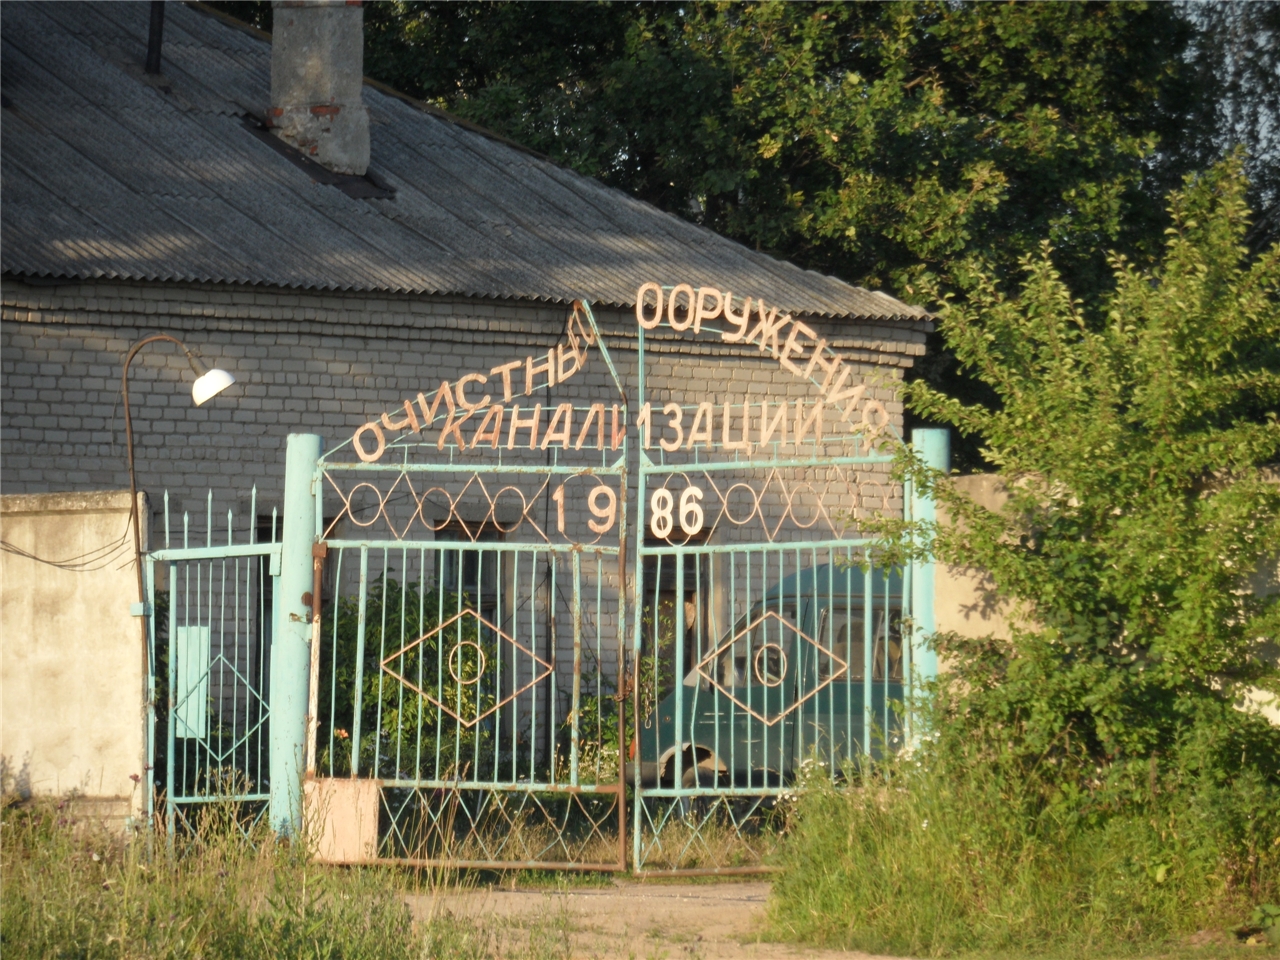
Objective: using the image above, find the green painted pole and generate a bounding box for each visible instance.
[271,432,322,835]
[910,428,949,683]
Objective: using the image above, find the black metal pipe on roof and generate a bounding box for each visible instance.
[145,1,165,75]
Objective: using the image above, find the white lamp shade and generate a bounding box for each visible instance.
[191,367,235,406]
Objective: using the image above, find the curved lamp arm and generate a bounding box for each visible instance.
[122,335,235,608]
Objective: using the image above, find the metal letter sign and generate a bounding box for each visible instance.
[308,289,913,872]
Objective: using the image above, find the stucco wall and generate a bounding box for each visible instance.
[933,473,1019,642]
[0,490,147,819]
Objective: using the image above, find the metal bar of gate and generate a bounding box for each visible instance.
[306,302,629,870]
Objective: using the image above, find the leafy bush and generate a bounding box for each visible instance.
[320,577,498,780]
[774,156,1280,954]
[910,155,1280,771]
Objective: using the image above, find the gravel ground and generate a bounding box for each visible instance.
[408,881,901,960]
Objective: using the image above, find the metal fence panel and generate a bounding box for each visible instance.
[146,490,280,837]
[629,310,912,874]
[312,302,630,869]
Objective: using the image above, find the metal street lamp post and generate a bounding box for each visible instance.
[121,334,236,610]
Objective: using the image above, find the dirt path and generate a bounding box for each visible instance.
[410,881,901,960]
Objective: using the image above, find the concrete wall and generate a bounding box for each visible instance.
[1,490,147,821]
[933,474,1018,641]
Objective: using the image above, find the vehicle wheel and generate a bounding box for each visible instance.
[681,762,721,790]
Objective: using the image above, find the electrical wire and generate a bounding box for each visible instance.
[0,516,133,572]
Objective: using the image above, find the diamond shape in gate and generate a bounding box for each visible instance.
[381,608,551,728]
[695,610,847,726]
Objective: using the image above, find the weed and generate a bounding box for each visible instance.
[769,748,1280,957]
[420,910,497,960]
[521,897,574,960]
[0,795,493,959]
[634,794,786,872]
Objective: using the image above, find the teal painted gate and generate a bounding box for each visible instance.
[310,303,631,868]
[627,292,945,874]
[142,293,947,872]
[145,490,280,837]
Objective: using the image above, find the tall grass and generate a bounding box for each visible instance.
[769,746,1280,957]
[0,796,491,959]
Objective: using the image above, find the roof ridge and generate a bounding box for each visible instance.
[2,1,932,322]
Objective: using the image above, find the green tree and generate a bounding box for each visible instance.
[771,157,1280,958]
[704,1,1207,296]
[906,155,1280,769]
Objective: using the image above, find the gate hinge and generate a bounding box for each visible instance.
[129,601,151,617]
[312,542,329,559]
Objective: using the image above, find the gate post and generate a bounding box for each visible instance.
[271,432,322,836]
[910,428,950,683]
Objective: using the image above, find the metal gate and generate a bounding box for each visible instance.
[146,490,280,837]
[310,303,631,869]
[628,295,927,874]
[141,291,944,872]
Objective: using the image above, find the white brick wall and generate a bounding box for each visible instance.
[2,276,931,757]
[2,277,928,522]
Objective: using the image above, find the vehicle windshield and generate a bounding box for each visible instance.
[818,606,904,681]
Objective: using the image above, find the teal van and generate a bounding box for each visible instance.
[628,563,905,789]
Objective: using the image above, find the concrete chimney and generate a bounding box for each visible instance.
[268,1,369,176]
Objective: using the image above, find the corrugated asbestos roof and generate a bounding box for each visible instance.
[0,1,929,321]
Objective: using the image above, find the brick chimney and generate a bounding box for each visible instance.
[268,1,369,176]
